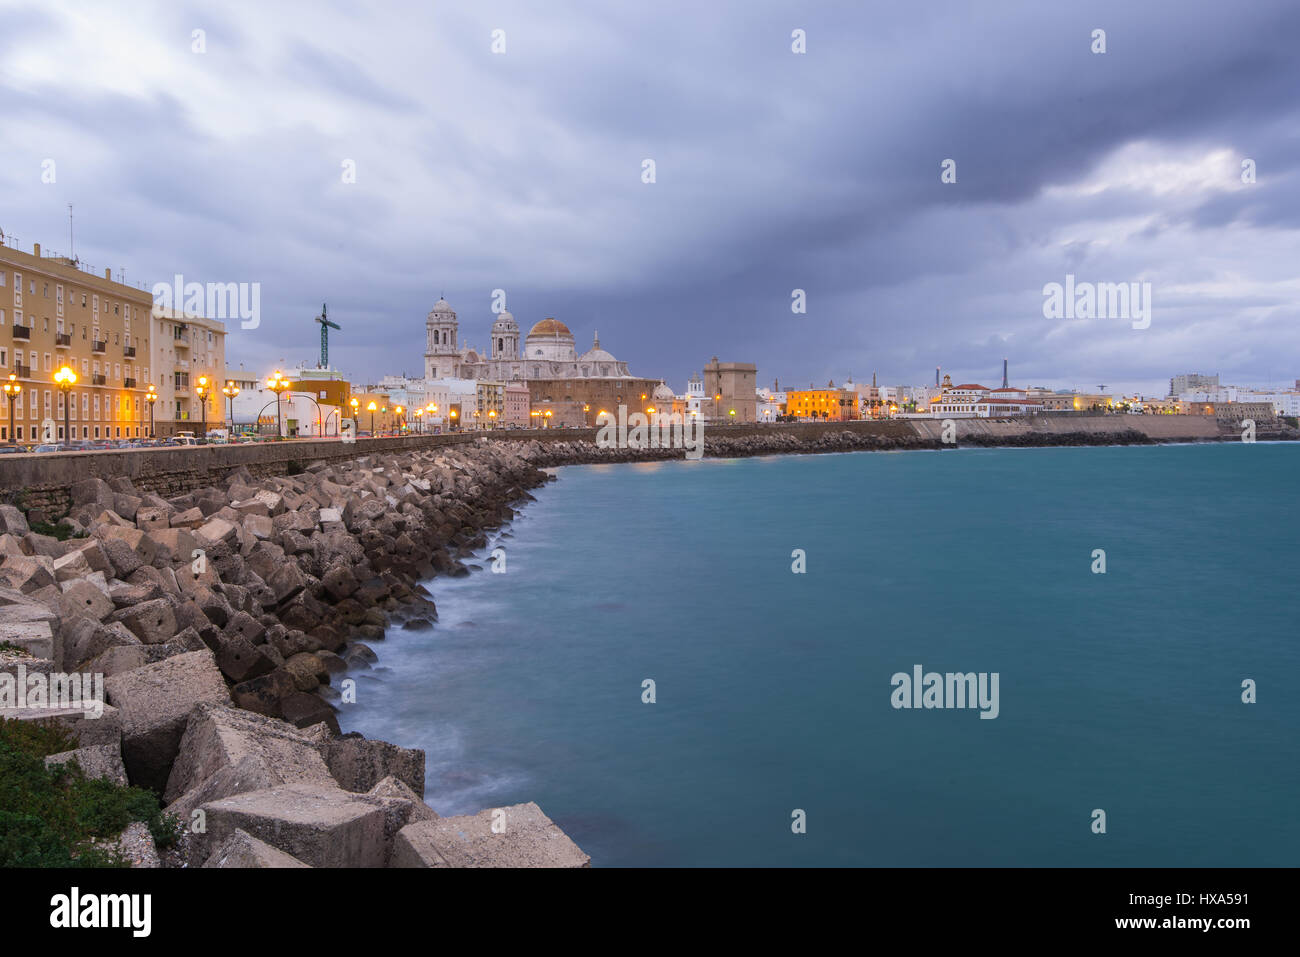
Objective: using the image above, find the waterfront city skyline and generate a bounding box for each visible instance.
[2,0,1299,396]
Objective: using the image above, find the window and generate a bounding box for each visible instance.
[0,308,4,325]
[43,283,48,298]
[13,274,21,307]
[0,271,5,286]
[0,349,5,367]
[43,354,51,372]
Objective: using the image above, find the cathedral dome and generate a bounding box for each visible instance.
[528,318,571,337]
[492,310,518,331]
[524,318,576,362]
[652,381,675,401]
[428,297,455,319]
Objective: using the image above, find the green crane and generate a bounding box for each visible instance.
[315,303,340,369]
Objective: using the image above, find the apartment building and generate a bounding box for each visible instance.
[0,241,153,442]
[150,307,226,437]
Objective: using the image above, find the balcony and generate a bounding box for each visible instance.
[55,333,72,347]
[12,325,30,341]
[13,363,32,378]
[124,377,136,389]
[92,374,107,386]
[172,332,191,349]
[123,345,136,358]
[91,340,107,354]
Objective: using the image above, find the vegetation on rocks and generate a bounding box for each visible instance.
[0,717,177,867]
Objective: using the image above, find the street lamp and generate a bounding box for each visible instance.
[195,375,210,440]
[394,405,404,432]
[367,400,377,434]
[3,374,20,445]
[266,371,289,439]
[54,365,77,448]
[146,384,157,438]
[414,408,423,433]
[222,380,239,433]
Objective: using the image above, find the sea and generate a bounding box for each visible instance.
[340,442,1300,866]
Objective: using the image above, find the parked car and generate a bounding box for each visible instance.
[33,444,62,453]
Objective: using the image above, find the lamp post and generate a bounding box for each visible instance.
[146,384,157,438]
[349,397,359,436]
[266,371,289,439]
[394,405,404,433]
[195,375,210,440]
[3,374,20,445]
[367,400,377,434]
[222,380,239,434]
[54,365,77,448]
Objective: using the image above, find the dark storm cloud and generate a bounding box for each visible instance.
[1,0,1297,395]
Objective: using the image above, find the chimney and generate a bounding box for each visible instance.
[104,268,112,280]
[1002,358,1008,389]
[936,366,940,387]
[33,243,40,256]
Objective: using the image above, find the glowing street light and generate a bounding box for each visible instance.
[54,365,77,448]
[195,375,210,440]
[146,384,157,437]
[3,374,21,445]
[222,380,240,433]
[266,371,290,439]
[367,400,378,434]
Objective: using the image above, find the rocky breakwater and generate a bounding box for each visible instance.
[0,440,590,868]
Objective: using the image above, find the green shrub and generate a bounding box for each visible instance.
[0,717,174,867]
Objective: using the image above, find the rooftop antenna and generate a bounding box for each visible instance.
[68,203,76,262]
[1098,384,1106,393]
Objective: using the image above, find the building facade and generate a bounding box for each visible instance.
[150,307,226,436]
[1,241,156,442]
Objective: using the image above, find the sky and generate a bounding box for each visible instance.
[1,0,1298,396]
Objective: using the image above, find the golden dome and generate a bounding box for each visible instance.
[527,318,572,338]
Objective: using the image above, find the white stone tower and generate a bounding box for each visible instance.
[490,310,519,360]
[425,297,459,379]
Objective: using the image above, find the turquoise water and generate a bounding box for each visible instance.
[341,444,1300,866]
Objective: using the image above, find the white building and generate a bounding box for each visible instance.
[423,298,634,382]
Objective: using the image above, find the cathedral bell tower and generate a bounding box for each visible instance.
[425,296,459,379]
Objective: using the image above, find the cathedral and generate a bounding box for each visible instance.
[423,297,634,382]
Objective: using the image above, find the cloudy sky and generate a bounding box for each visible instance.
[2,0,1298,395]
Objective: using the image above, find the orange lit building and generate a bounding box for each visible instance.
[785,383,858,421]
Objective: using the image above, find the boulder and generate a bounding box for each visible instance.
[108,598,177,644]
[0,505,29,537]
[103,649,231,792]
[201,828,311,868]
[45,744,129,786]
[391,802,590,868]
[321,735,425,796]
[197,783,388,868]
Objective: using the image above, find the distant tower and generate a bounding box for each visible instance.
[1002,358,1008,389]
[872,371,877,388]
[936,366,941,387]
[491,309,519,360]
[424,296,460,379]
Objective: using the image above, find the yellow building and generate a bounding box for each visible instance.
[785,383,858,421]
[1,241,154,442]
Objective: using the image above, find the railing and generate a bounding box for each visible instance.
[124,377,136,389]
[55,333,72,347]
[92,374,106,386]
[172,332,190,347]
[123,345,136,358]
[13,363,32,378]
[12,325,30,340]
[91,340,107,353]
